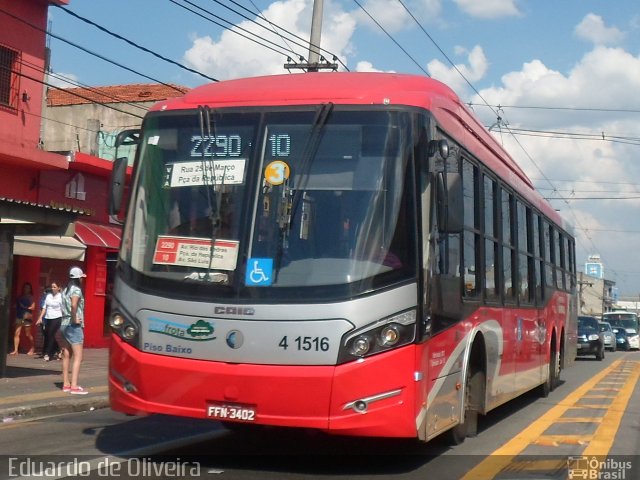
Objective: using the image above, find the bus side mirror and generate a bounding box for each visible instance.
[109,156,128,218]
[109,129,140,220]
[115,129,140,149]
[428,139,449,159]
[436,171,463,234]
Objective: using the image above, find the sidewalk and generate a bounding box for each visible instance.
[0,348,109,423]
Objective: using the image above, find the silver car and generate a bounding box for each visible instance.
[599,321,617,352]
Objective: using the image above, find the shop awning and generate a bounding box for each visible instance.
[74,221,122,249]
[13,221,121,260]
[13,235,86,260]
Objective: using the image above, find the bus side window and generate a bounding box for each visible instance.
[462,158,479,299]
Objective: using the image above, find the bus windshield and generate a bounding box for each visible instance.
[603,312,639,332]
[119,108,418,300]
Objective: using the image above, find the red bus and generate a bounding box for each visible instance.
[108,72,577,443]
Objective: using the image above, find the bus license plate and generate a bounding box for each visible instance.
[206,403,256,422]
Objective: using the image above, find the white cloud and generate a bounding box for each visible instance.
[352,0,442,33]
[574,14,625,46]
[427,45,489,95]
[183,0,356,80]
[453,0,521,19]
[353,0,410,33]
[354,60,384,72]
[48,72,79,89]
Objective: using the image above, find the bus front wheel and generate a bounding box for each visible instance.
[447,368,485,445]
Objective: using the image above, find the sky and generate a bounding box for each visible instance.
[46,0,640,297]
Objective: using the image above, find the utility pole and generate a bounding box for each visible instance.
[577,272,593,315]
[283,0,338,72]
[307,0,323,70]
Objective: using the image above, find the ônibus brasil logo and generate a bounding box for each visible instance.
[148,317,216,341]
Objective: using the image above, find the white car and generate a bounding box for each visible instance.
[603,312,640,350]
[599,322,617,352]
[627,330,640,350]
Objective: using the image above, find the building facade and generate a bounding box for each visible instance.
[10,84,190,350]
[0,0,76,376]
[1,0,189,363]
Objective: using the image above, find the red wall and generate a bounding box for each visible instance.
[12,252,112,350]
[38,169,110,222]
[0,0,48,150]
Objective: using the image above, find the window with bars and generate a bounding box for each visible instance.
[0,44,19,109]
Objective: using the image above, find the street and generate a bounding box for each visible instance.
[1,350,639,479]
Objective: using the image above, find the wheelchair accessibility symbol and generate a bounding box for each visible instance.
[245,258,273,286]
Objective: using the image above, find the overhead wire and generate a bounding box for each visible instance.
[19,57,151,115]
[0,6,186,94]
[204,0,348,70]
[352,0,430,76]
[17,1,633,289]
[1,64,145,120]
[469,102,640,115]
[393,0,614,283]
[168,0,303,65]
[231,0,349,70]
[491,126,640,146]
[53,5,219,83]
[239,0,303,61]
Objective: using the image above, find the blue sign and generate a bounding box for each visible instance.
[584,262,603,279]
[245,258,273,286]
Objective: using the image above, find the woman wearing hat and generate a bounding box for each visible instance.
[60,266,89,395]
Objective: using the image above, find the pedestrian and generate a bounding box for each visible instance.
[60,267,89,394]
[10,282,35,355]
[36,282,63,362]
[36,286,52,358]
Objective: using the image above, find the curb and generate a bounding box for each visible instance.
[0,395,110,423]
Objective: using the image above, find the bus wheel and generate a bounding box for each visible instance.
[447,368,484,445]
[540,343,560,398]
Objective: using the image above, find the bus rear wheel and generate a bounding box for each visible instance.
[539,343,560,398]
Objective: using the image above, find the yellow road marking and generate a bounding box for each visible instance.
[0,385,108,406]
[554,417,603,423]
[501,458,566,474]
[533,435,590,446]
[583,362,640,456]
[461,360,640,480]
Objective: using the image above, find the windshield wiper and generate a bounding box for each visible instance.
[272,102,334,280]
[185,106,229,284]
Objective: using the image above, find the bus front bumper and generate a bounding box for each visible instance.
[109,336,418,438]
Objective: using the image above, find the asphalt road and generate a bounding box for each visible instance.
[1,350,639,480]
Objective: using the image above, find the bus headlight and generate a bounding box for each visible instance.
[350,336,371,356]
[109,305,140,347]
[338,309,416,364]
[110,313,125,328]
[379,325,400,346]
[123,324,138,340]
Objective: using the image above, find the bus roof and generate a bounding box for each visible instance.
[150,72,563,227]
